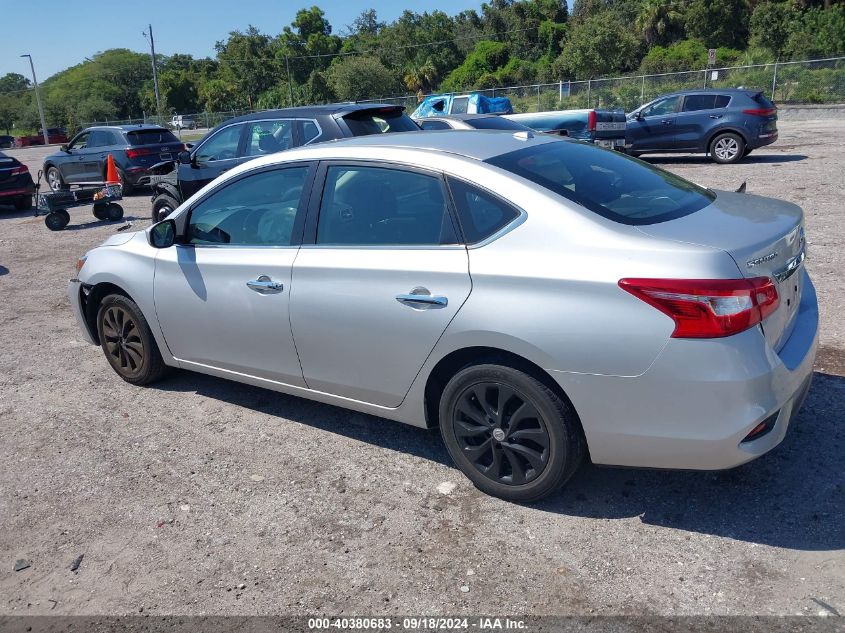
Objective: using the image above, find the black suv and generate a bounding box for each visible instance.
[43,124,185,194]
[150,104,419,222]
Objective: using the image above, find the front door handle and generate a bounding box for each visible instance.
[246,275,283,294]
[396,291,448,307]
[709,114,723,119]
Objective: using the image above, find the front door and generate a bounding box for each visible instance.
[61,131,91,183]
[154,163,314,385]
[179,123,246,199]
[628,95,681,151]
[290,163,472,407]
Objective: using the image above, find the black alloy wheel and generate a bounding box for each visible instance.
[96,294,168,385]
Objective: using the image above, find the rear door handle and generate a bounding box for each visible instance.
[246,275,283,294]
[396,293,448,307]
[709,115,723,119]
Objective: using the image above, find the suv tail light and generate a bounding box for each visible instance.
[125,147,156,159]
[618,277,779,338]
[587,110,597,131]
[742,108,777,117]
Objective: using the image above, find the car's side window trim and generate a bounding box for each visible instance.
[174,161,318,248]
[298,118,324,146]
[300,159,465,249]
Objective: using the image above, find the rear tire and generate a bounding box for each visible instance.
[116,167,134,195]
[152,193,180,223]
[710,132,745,164]
[46,166,66,192]
[96,294,169,385]
[439,363,585,502]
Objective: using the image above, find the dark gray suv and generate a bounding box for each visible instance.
[626,89,778,163]
[43,124,185,194]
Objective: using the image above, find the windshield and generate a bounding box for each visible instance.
[486,140,715,225]
[467,117,530,131]
[343,109,419,135]
[126,129,180,145]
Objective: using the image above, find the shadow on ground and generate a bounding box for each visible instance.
[646,153,808,165]
[157,362,844,551]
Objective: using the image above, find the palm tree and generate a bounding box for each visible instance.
[635,0,686,45]
[403,60,438,102]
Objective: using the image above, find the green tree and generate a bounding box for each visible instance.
[404,60,439,99]
[749,2,796,57]
[685,0,751,49]
[215,26,279,109]
[441,40,510,90]
[785,6,845,58]
[326,56,399,101]
[0,73,30,94]
[554,14,642,79]
[635,0,686,45]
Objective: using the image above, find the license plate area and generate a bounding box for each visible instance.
[160,153,172,161]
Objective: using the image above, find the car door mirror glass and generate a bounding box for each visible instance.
[149,219,176,248]
[178,150,192,165]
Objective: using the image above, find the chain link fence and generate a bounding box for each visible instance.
[82,55,845,129]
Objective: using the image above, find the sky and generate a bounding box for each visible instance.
[1,0,487,82]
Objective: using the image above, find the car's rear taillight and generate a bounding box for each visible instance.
[587,110,597,131]
[10,165,28,175]
[618,277,779,338]
[742,108,777,117]
[125,147,155,159]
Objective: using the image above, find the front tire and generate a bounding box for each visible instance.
[710,132,745,164]
[96,294,168,385]
[439,363,585,502]
[152,193,180,223]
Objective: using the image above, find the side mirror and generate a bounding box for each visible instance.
[149,219,176,249]
[635,112,644,121]
[177,150,192,165]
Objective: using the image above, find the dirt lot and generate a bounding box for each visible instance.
[0,121,843,617]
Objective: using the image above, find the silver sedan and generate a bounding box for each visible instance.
[68,131,818,502]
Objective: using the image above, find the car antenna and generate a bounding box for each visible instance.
[735,181,747,193]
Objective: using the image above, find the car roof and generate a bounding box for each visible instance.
[222,103,406,125]
[670,88,760,96]
[86,124,168,132]
[293,129,558,161]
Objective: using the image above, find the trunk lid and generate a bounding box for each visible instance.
[637,190,806,351]
[592,109,627,142]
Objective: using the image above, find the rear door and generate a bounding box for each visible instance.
[290,162,471,407]
[627,95,680,151]
[674,94,730,151]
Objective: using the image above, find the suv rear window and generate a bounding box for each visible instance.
[754,93,776,109]
[126,128,180,145]
[343,109,418,136]
[466,117,530,131]
[486,140,715,225]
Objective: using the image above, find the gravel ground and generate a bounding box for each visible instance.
[0,121,842,617]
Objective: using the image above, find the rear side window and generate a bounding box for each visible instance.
[466,117,529,131]
[714,95,730,108]
[682,95,731,111]
[420,120,451,130]
[448,178,520,243]
[486,140,715,225]
[126,128,179,145]
[343,109,418,135]
[300,120,320,143]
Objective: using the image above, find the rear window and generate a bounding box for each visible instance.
[126,128,180,145]
[466,117,530,131]
[343,109,418,136]
[485,140,715,225]
[754,93,776,109]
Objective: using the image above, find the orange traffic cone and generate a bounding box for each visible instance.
[105,154,120,185]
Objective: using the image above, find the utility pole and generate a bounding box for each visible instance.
[20,54,49,146]
[285,55,294,107]
[144,25,162,117]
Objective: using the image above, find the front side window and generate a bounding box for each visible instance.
[245,120,294,157]
[642,96,680,118]
[69,132,90,150]
[486,140,715,225]
[187,167,309,246]
[194,124,244,163]
[316,165,458,246]
[448,178,520,243]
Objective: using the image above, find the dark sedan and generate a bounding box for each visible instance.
[43,125,185,194]
[626,88,778,163]
[151,103,419,222]
[0,152,34,210]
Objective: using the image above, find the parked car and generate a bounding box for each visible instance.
[417,113,536,132]
[412,93,514,118]
[43,124,186,195]
[150,103,419,222]
[69,131,817,502]
[16,128,68,147]
[0,152,34,210]
[171,115,197,130]
[626,88,778,163]
[0,135,15,149]
[505,109,628,149]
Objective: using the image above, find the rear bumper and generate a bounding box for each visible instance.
[749,130,778,149]
[0,181,34,199]
[556,269,818,470]
[124,166,152,187]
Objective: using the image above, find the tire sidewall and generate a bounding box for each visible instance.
[152,194,178,224]
[439,364,575,502]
